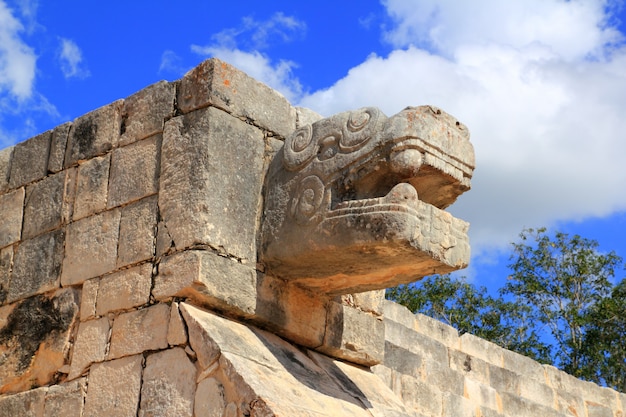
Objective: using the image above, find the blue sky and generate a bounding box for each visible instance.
[2,0,626,290]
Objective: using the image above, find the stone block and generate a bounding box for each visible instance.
[0,187,24,248]
[0,387,47,417]
[107,135,159,208]
[65,100,123,167]
[48,122,71,174]
[0,289,79,394]
[167,301,187,346]
[43,378,86,417]
[194,377,226,417]
[0,146,12,192]
[519,374,555,408]
[414,312,459,348]
[319,302,384,366]
[420,355,465,396]
[68,317,110,380]
[139,347,196,417]
[108,303,169,359]
[159,107,264,261]
[501,347,545,382]
[178,303,222,370]
[382,299,417,329]
[459,332,503,367]
[554,388,585,417]
[9,229,65,302]
[488,364,521,395]
[177,58,296,138]
[400,374,443,416]
[464,377,499,412]
[61,208,121,286]
[296,106,323,127]
[500,392,563,417]
[95,263,152,315]
[83,355,143,417]
[350,289,385,315]
[22,171,67,239]
[80,278,98,321]
[586,402,614,417]
[442,392,475,417]
[449,349,490,386]
[9,130,50,188]
[120,80,175,146]
[254,273,327,347]
[383,341,422,378]
[0,246,12,304]
[154,250,256,317]
[73,153,110,220]
[117,195,157,267]
[384,319,449,365]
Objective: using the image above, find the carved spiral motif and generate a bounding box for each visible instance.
[290,175,325,224]
[339,107,379,152]
[283,124,317,171]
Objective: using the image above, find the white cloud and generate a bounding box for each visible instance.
[59,37,89,79]
[159,50,186,75]
[191,12,306,102]
[299,0,626,254]
[0,0,36,100]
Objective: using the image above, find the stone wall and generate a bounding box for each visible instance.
[0,58,624,416]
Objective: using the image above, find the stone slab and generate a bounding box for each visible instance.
[159,107,264,261]
[177,58,296,138]
[0,187,24,248]
[73,153,110,220]
[9,130,50,189]
[95,263,152,316]
[0,246,12,304]
[139,348,196,417]
[0,146,12,193]
[108,303,169,359]
[61,208,120,286]
[120,80,175,146]
[117,195,157,267]
[48,122,71,174]
[68,317,110,380]
[23,170,69,239]
[43,378,86,417]
[0,387,47,417]
[9,229,65,302]
[64,100,123,167]
[107,134,159,208]
[83,355,143,417]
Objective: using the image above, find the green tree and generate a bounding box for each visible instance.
[503,228,622,378]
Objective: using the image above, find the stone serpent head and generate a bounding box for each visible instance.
[261,106,475,294]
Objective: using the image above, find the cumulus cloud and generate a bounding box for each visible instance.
[58,37,89,79]
[0,0,36,100]
[191,12,305,102]
[299,0,626,255]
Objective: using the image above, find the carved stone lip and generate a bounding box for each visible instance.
[329,182,421,218]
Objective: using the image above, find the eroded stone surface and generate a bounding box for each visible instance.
[0,147,13,193]
[0,289,79,394]
[261,106,474,294]
[95,263,152,316]
[0,187,24,248]
[22,170,68,239]
[117,195,157,267]
[108,303,169,359]
[73,153,110,220]
[9,131,50,189]
[68,317,110,380]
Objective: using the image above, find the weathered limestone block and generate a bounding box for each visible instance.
[108,303,169,359]
[0,289,79,394]
[194,377,227,417]
[0,146,12,192]
[383,341,422,378]
[399,374,443,416]
[385,319,449,365]
[0,387,47,417]
[261,106,474,294]
[420,355,465,396]
[159,107,264,261]
[177,58,296,138]
[68,317,110,380]
[120,80,175,146]
[488,363,521,395]
[61,208,121,286]
[500,391,563,417]
[167,301,188,346]
[9,229,65,302]
[586,402,614,417]
[0,187,24,248]
[107,134,159,208]
[180,303,413,416]
[414,312,460,348]
[320,302,385,366]
[48,122,71,174]
[43,378,86,417]
[95,263,152,316]
[554,388,585,417]
[83,355,143,417]
[348,289,385,315]
[449,349,490,386]
[464,377,500,412]
[154,250,256,317]
[9,130,50,189]
[459,332,504,367]
[117,195,157,267]
[64,100,123,167]
[23,170,71,239]
[254,274,328,347]
[139,347,196,417]
[382,299,418,329]
[79,278,98,321]
[73,153,110,220]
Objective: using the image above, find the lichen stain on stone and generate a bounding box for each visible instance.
[0,289,78,393]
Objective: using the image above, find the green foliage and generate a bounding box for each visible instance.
[386,227,625,391]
